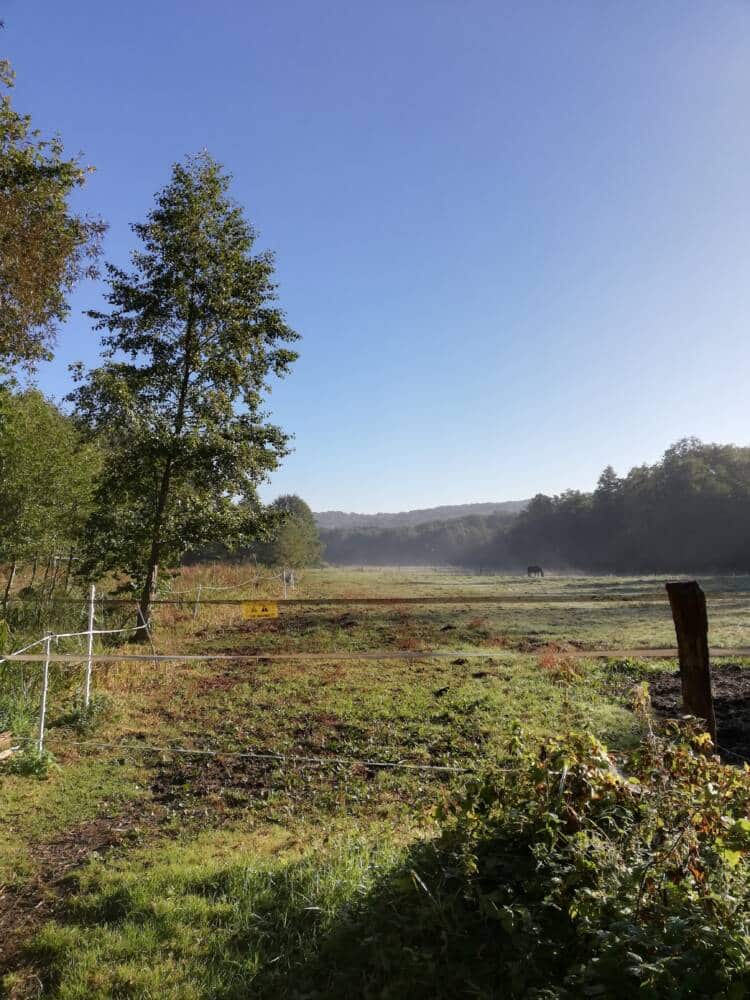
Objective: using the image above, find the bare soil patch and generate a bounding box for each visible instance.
[149,754,278,820]
[649,665,750,761]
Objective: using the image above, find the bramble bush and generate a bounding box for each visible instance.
[435,723,750,998]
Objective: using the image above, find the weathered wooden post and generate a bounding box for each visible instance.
[665,581,716,741]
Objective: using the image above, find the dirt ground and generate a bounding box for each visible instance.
[649,665,750,762]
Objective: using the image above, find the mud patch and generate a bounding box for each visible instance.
[649,664,750,761]
[150,755,278,820]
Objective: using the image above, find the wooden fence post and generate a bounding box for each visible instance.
[665,581,716,741]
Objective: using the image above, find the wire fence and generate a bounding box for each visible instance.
[165,567,298,604]
[3,580,750,777]
[0,584,153,753]
[0,588,697,609]
[5,646,750,665]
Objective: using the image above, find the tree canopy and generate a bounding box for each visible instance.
[0,388,99,568]
[0,52,104,369]
[251,495,323,568]
[70,153,299,622]
[322,440,750,573]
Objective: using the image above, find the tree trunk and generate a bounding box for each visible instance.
[138,560,159,636]
[136,302,197,638]
[36,556,52,624]
[136,459,171,637]
[63,546,75,593]
[49,555,61,599]
[41,556,51,592]
[2,561,16,614]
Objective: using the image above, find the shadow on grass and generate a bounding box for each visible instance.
[25,833,529,1000]
[191,837,523,1000]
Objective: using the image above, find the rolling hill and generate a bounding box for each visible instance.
[314,500,527,531]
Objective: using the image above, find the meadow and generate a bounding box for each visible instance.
[1,567,750,998]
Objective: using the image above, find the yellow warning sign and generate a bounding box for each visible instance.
[242,601,279,619]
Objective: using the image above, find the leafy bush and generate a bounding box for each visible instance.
[436,723,750,997]
[5,746,57,778]
[54,692,111,735]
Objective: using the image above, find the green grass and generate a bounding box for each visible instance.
[0,758,143,885]
[20,829,411,999]
[2,567,749,998]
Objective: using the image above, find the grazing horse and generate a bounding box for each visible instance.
[527,565,544,578]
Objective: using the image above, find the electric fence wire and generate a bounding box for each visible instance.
[13,734,481,774]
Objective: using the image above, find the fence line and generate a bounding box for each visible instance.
[37,635,52,753]
[15,735,477,774]
[169,567,297,608]
[1,592,674,608]
[0,634,49,665]
[1,585,153,752]
[6,646,750,665]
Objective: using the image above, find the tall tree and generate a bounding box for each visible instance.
[0,47,104,369]
[70,153,299,627]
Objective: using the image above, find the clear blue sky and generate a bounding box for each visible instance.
[4,1,749,512]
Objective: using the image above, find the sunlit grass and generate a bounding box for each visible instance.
[2,566,749,997]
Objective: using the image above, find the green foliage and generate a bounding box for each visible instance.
[0,53,104,369]
[0,388,100,566]
[19,726,750,998]
[321,510,513,567]
[433,724,750,997]
[251,494,323,568]
[69,153,299,613]
[323,440,750,572]
[5,747,57,779]
[57,692,111,735]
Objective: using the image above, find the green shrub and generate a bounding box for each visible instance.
[436,723,750,997]
[5,746,58,778]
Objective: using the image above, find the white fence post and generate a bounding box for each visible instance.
[84,583,96,709]
[193,583,202,620]
[282,570,288,600]
[38,633,52,754]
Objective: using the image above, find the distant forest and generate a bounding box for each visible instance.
[321,440,750,573]
[314,500,527,530]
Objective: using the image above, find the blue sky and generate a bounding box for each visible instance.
[4,1,749,512]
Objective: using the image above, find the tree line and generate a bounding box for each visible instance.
[322,439,750,573]
[320,512,516,568]
[510,440,750,573]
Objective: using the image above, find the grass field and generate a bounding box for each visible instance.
[1,567,749,998]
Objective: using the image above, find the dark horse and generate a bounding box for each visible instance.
[527,565,544,578]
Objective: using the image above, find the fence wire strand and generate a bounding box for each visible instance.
[14,735,478,774]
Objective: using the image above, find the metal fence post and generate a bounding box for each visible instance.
[38,633,52,754]
[84,583,96,709]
